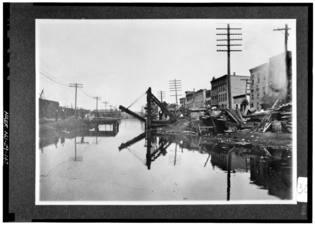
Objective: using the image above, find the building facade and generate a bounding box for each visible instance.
[249,51,292,110]
[205,89,211,107]
[39,98,59,119]
[194,89,207,108]
[249,63,269,110]
[184,89,207,109]
[185,91,194,109]
[210,73,250,109]
[179,97,186,108]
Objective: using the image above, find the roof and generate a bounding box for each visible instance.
[249,63,268,72]
[211,74,250,82]
[39,98,59,104]
[233,93,250,99]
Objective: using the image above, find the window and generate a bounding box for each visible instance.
[263,87,266,96]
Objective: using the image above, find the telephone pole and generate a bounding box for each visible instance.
[102,101,108,112]
[169,79,182,110]
[157,91,165,102]
[274,24,291,102]
[217,24,242,109]
[93,96,101,113]
[69,83,83,118]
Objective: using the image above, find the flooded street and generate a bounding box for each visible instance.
[39,119,292,202]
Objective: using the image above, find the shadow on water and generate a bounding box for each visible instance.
[119,130,292,200]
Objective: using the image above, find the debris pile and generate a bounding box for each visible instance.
[250,102,292,133]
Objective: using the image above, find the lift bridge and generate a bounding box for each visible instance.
[119,87,177,129]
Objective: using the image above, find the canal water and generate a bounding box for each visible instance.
[39,119,292,202]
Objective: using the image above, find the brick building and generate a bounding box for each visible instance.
[184,89,207,109]
[179,97,186,108]
[210,73,250,109]
[205,89,211,107]
[185,91,194,109]
[194,89,207,108]
[249,63,269,109]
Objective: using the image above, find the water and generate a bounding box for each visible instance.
[39,119,292,202]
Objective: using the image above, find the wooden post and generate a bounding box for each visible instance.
[147,87,152,129]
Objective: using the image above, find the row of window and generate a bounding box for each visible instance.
[251,73,266,86]
[250,102,261,110]
[218,93,227,102]
[251,87,266,100]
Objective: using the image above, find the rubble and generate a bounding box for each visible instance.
[154,101,293,150]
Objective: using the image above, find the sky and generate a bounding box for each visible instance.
[37,19,296,112]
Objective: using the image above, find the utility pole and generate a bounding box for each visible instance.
[169,79,182,110]
[93,96,101,114]
[102,101,108,112]
[217,24,242,109]
[157,91,165,102]
[274,24,291,103]
[69,83,83,118]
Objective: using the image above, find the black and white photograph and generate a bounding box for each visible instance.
[36,18,297,204]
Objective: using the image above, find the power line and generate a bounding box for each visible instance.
[40,69,69,85]
[157,91,166,102]
[169,79,182,108]
[93,96,102,112]
[69,83,83,118]
[79,88,93,99]
[40,72,69,86]
[216,23,242,109]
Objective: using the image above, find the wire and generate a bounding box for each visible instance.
[40,69,69,85]
[40,72,69,87]
[127,91,146,109]
[79,88,93,99]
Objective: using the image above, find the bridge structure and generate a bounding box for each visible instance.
[119,87,177,129]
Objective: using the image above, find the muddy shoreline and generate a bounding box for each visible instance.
[152,118,292,150]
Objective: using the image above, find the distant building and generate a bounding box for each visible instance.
[205,89,211,107]
[184,89,207,109]
[179,97,186,108]
[249,63,269,109]
[39,98,59,119]
[185,91,194,109]
[194,89,207,108]
[92,109,121,118]
[210,73,250,109]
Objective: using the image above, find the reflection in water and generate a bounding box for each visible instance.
[40,119,292,201]
[145,131,172,170]
[61,137,65,146]
[119,132,292,200]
